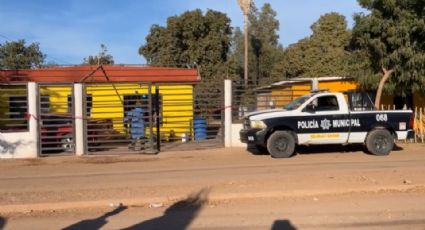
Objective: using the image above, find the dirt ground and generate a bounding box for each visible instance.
[1,143,425,229]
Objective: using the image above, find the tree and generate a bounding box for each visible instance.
[83,44,114,65]
[250,3,283,85]
[139,9,232,111]
[275,38,310,79]
[275,12,352,79]
[139,9,232,109]
[140,9,231,78]
[350,0,425,107]
[229,3,283,86]
[0,40,45,70]
[306,12,351,77]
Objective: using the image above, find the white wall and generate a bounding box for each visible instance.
[0,132,37,158]
[0,82,38,159]
[231,124,245,147]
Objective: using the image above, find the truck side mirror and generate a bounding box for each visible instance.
[303,104,316,113]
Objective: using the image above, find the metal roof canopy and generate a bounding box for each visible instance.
[0,65,201,83]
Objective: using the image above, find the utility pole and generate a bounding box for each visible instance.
[237,0,252,88]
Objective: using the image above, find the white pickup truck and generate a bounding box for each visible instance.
[240,91,414,158]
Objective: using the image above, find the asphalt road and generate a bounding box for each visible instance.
[1,143,425,229]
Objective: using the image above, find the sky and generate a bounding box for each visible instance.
[0,0,367,65]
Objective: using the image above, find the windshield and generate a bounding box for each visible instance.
[284,95,312,111]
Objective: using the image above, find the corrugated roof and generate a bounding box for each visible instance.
[0,65,201,83]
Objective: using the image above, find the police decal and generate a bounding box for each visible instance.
[297,120,319,129]
[298,118,361,130]
[333,119,361,128]
[320,118,332,130]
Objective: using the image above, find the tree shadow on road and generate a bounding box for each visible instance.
[271,220,297,230]
[0,216,6,230]
[61,205,127,230]
[122,188,210,230]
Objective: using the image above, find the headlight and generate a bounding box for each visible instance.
[250,120,267,129]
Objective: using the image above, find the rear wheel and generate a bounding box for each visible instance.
[365,129,394,156]
[267,131,296,158]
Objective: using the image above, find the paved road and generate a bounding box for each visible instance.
[1,144,425,229]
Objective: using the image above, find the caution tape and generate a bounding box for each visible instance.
[24,112,87,121]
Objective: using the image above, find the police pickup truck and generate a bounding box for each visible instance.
[240,91,414,158]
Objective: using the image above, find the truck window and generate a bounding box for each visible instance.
[349,92,375,111]
[314,95,339,111]
[284,95,312,111]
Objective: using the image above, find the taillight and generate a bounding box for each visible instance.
[409,113,414,129]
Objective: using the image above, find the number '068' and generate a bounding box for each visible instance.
[376,114,388,122]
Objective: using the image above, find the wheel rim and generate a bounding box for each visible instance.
[62,137,73,152]
[374,135,389,151]
[275,137,288,152]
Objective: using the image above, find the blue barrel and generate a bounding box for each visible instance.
[194,118,207,140]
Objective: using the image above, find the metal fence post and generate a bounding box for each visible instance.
[225,80,232,147]
[74,83,85,156]
[155,85,161,152]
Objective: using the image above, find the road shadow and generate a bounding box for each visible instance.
[296,144,366,155]
[251,143,404,156]
[0,216,6,230]
[271,220,297,230]
[246,143,269,155]
[393,144,404,151]
[362,143,404,156]
[309,219,425,228]
[122,188,210,230]
[61,205,127,230]
[247,143,367,156]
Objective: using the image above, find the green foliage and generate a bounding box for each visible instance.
[276,12,352,79]
[139,9,231,78]
[350,0,425,94]
[227,27,244,81]
[139,8,232,106]
[139,9,232,106]
[83,44,114,65]
[251,3,284,85]
[0,40,45,70]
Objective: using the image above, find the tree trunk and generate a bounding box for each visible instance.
[374,67,394,109]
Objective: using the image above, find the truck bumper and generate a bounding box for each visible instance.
[240,128,268,146]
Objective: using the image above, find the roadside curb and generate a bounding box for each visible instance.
[1,185,424,214]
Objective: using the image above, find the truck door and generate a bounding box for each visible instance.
[300,95,350,144]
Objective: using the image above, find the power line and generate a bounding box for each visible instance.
[0,34,13,41]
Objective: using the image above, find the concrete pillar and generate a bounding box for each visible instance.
[224,80,232,147]
[74,84,85,156]
[28,82,39,158]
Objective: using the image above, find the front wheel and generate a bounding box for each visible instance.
[365,129,394,156]
[267,131,296,158]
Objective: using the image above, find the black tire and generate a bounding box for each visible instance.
[267,131,296,158]
[61,133,74,153]
[365,129,394,156]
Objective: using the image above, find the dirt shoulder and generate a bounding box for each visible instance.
[1,143,425,214]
